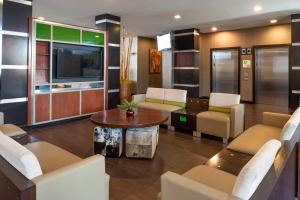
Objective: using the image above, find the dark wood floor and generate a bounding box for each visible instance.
[28,104,291,200]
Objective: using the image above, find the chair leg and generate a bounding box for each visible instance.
[193,131,202,138]
[222,138,229,144]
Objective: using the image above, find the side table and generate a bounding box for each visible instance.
[171,98,209,133]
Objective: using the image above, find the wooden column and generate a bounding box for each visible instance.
[0,0,32,125]
[173,28,200,97]
[291,14,300,110]
[95,14,120,109]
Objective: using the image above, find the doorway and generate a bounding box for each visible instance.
[255,46,289,107]
[211,48,240,94]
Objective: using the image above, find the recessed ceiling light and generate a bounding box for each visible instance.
[174,14,181,19]
[212,27,218,32]
[38,16,45,20]
[254,5,262,12]
[270,19,278,24]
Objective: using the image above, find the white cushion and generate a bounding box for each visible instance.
[0,132,42,179]
[232,139,281,200]
[164,89,187,103]
[281,107,300,141]
[209,93,240,107]
[146,87,165,101]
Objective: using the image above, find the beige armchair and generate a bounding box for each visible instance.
[161,140,281,200]
[196,93,244,143]
[0,112,26,137]
[0,132,109,200]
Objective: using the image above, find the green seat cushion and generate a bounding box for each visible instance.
[164,100,186,108]
[209,106,231,114]
[145,98,164,104]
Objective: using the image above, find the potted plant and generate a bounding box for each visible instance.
[117,99,138,118]
[120,27,134,103]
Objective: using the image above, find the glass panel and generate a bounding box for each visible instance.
[52,26,80,43]
[36,23,51,40]
[212,49,239,94]
[82,31,104,46]
[255,46,289,107]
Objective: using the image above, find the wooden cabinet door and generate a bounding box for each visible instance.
[82,89,104,114]
[52,92,80,119]
[35,94,50,123]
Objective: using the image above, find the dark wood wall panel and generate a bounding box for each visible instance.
[292,22,300,43]
[0,102,27,125]
[174,86,199,98]
[52,92,80,119]
[108,69,120,89]
[108,46,120,66]
[108,92,120,109]
[2,35,28,65]
[0,69,27,99]
[82,89,104,114]
[174,52,200,67]
[174,35,199,50]
[291,14,300,110]
[174,69,199,84]
[291,70,300,90]
[35,94,50,123]
[3,0,31,32]
[292,46,300,66]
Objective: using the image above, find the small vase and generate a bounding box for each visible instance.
[126,109,134,118]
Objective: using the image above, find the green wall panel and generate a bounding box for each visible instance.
[82,31,104,46]
[53,26,80,43]
[36,23,51,40]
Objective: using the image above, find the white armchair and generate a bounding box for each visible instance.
[196,93,244,143]
[0,112,26,137]
[161,140,281,200]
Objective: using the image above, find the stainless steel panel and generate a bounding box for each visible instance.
[255,46,289,107]
[212,49,239,94]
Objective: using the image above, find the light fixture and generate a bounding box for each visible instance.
[38,16,45,20]
[270,19,278,24]
[254,5,262,12]
[211,27,218,32]
[174,14,181,19]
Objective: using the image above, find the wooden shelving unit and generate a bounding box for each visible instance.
[29,19,107,125]
[36,41,50,84]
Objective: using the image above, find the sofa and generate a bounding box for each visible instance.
[0,112,26,137]
[161,139,281,200]
[0,131,110,200]
[133,87,187,127]
[196,93,245,144]
[228,107,300,155]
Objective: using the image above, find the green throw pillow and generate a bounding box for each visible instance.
[145,98,164,104]
[164,100,186,108]
[209,106,231,113]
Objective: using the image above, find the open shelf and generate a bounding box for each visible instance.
[36,41,50,83]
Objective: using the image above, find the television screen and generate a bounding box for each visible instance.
[52,43,104,82]
[157,32,171,51]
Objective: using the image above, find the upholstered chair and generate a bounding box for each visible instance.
[0,112,26,137]
[195,93,244,143]
[161,139,281,200]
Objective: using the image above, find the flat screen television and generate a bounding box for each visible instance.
[157,32,171,51]
[52,43,104,83]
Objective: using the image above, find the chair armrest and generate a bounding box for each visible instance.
[262,112,291,128]
[0,112,4,125]
[161,171,239,200]
[32,155,108,200]
[229,104,245,138]
[132,94,146,103]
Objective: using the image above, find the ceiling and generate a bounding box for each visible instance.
[33,0,300,37]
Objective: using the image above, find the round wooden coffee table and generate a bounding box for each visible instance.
[90,108,168,157]
[90,108,168,128]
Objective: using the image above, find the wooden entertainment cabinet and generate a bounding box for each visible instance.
[28,19,107,125]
